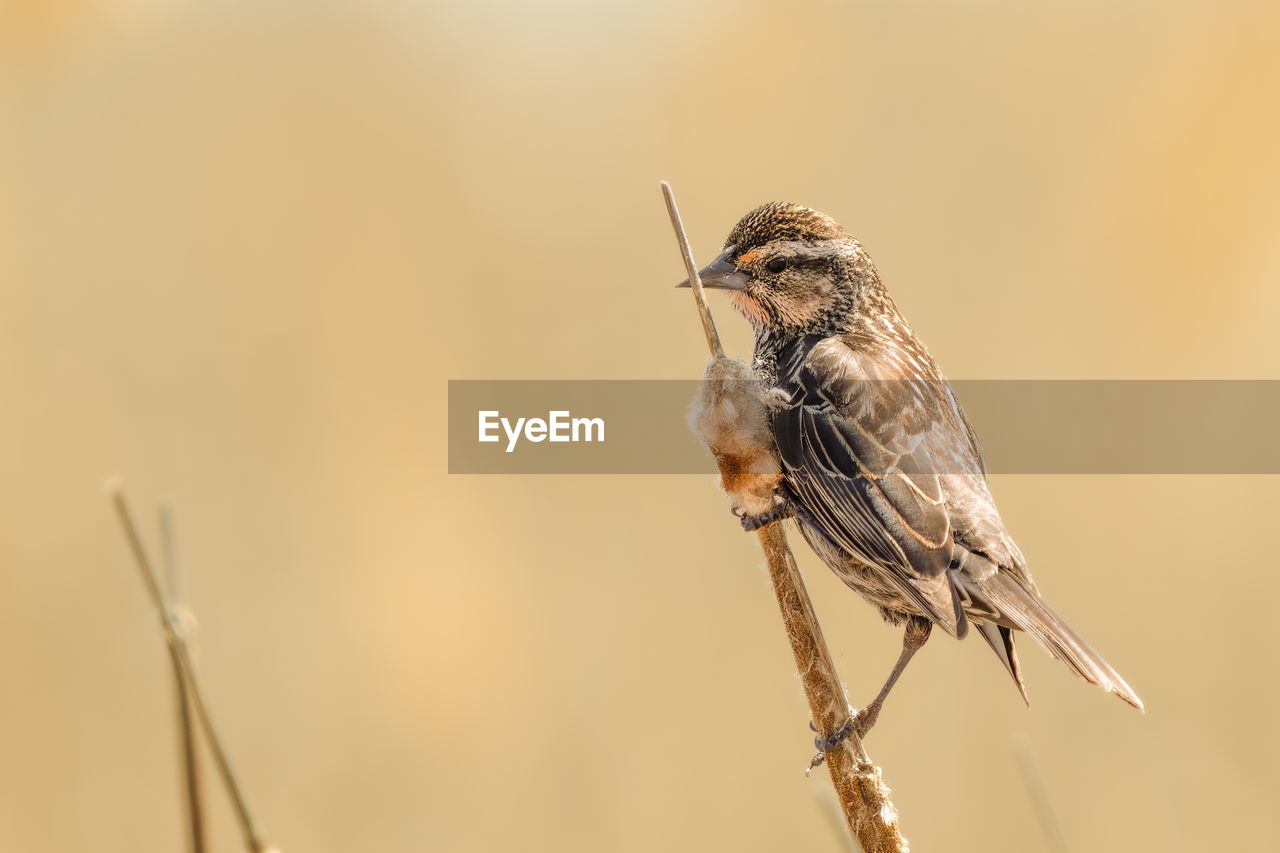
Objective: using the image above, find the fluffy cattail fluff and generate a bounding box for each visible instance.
[688,357,786,519]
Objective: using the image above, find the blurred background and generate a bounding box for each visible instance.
[3,0,1279,850]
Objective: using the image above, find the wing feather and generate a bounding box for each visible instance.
[774,334,979,636]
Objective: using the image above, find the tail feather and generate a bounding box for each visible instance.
[968,573,1144,711]
[976,621,1028,705]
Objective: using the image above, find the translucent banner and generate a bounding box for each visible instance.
[448,380,1280,474]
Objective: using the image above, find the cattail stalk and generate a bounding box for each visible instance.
[662,182,909,852]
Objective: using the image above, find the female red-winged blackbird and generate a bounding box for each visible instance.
[682,202,1142,735]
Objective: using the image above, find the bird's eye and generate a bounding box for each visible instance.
[765,256,788,274]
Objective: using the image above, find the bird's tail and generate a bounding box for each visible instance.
[967,573,1144,711]
[976,621,1028,705]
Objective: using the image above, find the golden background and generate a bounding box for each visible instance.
[3,1,1278,850]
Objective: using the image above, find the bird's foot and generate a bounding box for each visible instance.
[805,717,858,776]
[851,704,881,740]
[812,717,856,753]
[734,500,794,531]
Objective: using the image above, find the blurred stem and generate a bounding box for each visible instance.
[108,483,274,853]
[1014,734,1071,853]
[161,506,208,853]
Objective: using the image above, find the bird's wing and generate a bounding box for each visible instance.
[774,334,989,637]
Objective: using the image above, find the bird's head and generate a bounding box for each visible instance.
[678,202,880,337]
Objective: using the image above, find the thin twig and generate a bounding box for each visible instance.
[1013,734,1070,853]
[662,183,908,852]
[661,181,725,359]
[107,482,276,853]
[160,506,207,853]
[161,504,184,608]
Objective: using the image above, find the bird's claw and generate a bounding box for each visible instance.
[805,717,857,776]
[809,707,876,752]
[734,500,795,531]
[812,717,855,753]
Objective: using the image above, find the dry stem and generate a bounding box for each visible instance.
[661,181,725,359]
[160,506,208,853]
[662,182,909,852]
[1014,734,1070,853]
[757,524,907,852]
[108,482,276,853]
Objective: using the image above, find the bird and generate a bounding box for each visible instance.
[680,202,1142,737]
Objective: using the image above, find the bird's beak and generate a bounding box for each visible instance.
[675,246,749,291]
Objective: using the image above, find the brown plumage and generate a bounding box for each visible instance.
[687,202,1142,730]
